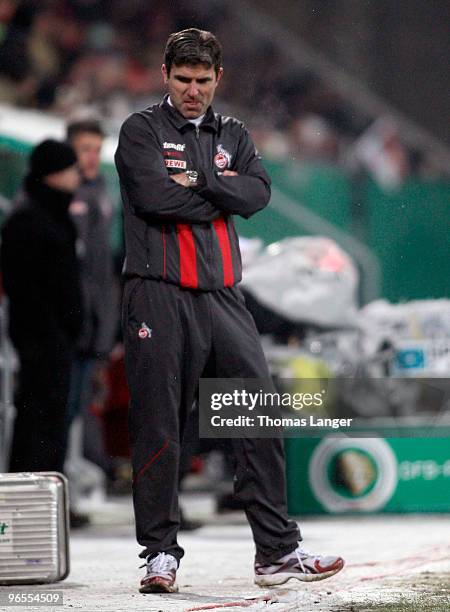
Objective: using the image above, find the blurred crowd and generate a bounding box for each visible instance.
[0,0,437,185]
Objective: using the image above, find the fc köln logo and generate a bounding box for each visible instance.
[214,144,231,170]
[138,322,152,339]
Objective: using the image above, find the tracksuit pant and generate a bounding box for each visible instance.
[123,277,300,563]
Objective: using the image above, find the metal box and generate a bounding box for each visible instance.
[0,472,70,584]
[0,301,17,473]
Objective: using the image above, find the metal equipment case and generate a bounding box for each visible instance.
[0,472,70,584]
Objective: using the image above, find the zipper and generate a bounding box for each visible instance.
[192,124,215,282]
[161,224,167,279]
[145,225,150,270]
[190,124,216,285]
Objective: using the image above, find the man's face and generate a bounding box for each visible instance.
[70,132,103,180]
[162,63,223,119]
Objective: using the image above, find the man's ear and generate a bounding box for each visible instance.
[161,64,168,83]
[216,67,224,85]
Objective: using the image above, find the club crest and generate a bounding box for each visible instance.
[138,322,152,339]
[214,144,231,170]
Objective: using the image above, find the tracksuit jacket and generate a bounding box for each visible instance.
[70,176,117,359]
[114,95,271,290]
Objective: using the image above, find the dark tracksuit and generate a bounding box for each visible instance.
[115,96,300,563]
[70,176,117,363]
[66,177,117,471]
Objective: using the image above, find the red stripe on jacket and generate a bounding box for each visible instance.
[176,224,198,288]
[213,217,234,287]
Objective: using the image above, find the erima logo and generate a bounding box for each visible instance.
[163,142,186,151]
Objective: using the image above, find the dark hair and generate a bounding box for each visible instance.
[67,119,104,141]
[164,28,222,76]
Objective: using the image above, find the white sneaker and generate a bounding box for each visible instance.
[139,552,178,593]
[254,545,344,586]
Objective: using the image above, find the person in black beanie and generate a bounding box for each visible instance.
[1,139,83,473]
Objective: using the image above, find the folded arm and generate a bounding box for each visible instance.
[115,113,221,224]
[194,126,271,219]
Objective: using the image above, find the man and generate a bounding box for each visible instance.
[62,119,117,526]
[65,119,117,471]
[1,139,82,473]
[115,28,344,594]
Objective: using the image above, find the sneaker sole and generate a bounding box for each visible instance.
[139,581,178,594]
[254,564,343,586]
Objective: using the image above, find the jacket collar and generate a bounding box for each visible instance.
[160,94,218,132]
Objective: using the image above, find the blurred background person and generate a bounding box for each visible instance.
[65,118,118,524]
[0,0,39,106]
[0,138,82,473]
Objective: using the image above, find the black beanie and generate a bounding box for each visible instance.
[28,139,78,179]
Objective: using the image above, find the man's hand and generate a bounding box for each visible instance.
[170,172,191,187]
[170,170,239,188]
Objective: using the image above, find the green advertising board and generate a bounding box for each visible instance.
[285,430,450,515]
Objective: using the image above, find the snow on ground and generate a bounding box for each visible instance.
[2,494,450,611]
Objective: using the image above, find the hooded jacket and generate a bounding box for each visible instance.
[0,179,82,349]
[115,96,271,290]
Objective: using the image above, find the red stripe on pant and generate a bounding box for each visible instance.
[133,439,169,486]
[176,224,198,288]
[213,217,234,287]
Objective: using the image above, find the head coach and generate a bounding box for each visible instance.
[114,28,344,594]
